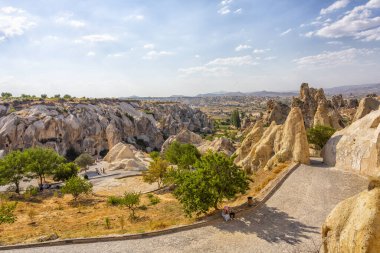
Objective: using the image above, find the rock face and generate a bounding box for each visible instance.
[104,142,151,171]
[264,100,290,125]
[353,97,380,122]
[0,100,212,156]
[161,128,204,153]
[291,83,345,129]
[198,137,235,156]
[236,107,309,172]
[322,186,380,253]
[323,110,380,177]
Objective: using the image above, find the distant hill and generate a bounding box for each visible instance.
[324,83,380,96]
[196,90,297,97]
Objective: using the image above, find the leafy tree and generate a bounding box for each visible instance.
[63,94,72,99]
[230,109,241,128]
[25,147,66,187]
[122,192,141,219]
[53,162,79,182]
[0,201,17,224]
[307,125,336,149]
[149,151,160,161]
[1,92,12,99]
[53,94,61,99]
[164,141,201,169]
[143,158,170,188]
[74,153,95,171]
[41,94,47,99]
[0,150,28,194]
[61,176,93,202]
[172,152,249,216]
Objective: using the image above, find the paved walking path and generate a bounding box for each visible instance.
[7,160,368,253]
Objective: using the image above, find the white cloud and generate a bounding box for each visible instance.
[124,14,145,21]
[218,6,230,15]
[143,43,155,49]
[293,48,373,67]
[87,51,96,57]
[264,56,277,60]
[143,50,174,60]
[178,66,229,77]
[0,7,35,38]
[207,55,255,66]
[78,34,117,43]
[308,0,380,41]
[327,40,343,45]
[320,0,350,15]
[253,48,270,54]
[54,13,85,28]
[280,28,292,36]
[235,44,251,51]
[234,8,242,14]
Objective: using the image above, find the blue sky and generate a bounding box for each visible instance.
[0,0,380,97]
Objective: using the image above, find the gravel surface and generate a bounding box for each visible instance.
[6,160,368,253]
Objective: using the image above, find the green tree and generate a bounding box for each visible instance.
[41,94,47,99]
[53,94,61,99]
[307,125,336,149]
[172,152,249,216]
[0,201,17,224]
[63,94,72,99]
[53,162,79,182]
[74,153,95,172]
[164,141,201,169]
[25,147,66,187]
[149,151,160,161]
[143,158,170,188]
[1,92,12,99]
[0,151,28,194]
[230,109,241,128]
[61,176,93,202]
[122,192,141,219]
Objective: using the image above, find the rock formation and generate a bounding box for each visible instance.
[313,100,344,129]
[198,137,235,156]
[104,142,151,171]
[323,109,380,177]
[236,107,309,172]
[322,185,380,253]
[353,97,380,122]
[331,94,346,109]
[0,100,212,156]
[161,128,204,153]
[263,100,290,125]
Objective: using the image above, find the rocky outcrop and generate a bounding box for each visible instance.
[314,100,344,129]
[0,100,212,156]
[353,97,380,122]
[263,100,290,125]
[331,94,346,109]
[346,98,359,109]
[323,110,380,177]
[161,129,204,153]
[234,121,264,164]
[236,107,309,172]
[322,186,380,253]
[104,142,151,171]
[198,137,235,156]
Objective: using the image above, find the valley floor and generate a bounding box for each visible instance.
[6,159,368,253]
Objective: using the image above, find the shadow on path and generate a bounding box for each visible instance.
[214,204,319,245]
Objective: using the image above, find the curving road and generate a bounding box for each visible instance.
[6,160,368,253]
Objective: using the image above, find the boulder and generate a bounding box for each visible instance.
[161,129,204,153]
[322,186,380,253]
[323,110,380,177]
[104,142,151,171]
[353,97,380,122]
[198,137,235,156]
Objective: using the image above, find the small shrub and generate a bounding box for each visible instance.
[105,217,111,229]
[24,186,39,198]
[107,196,124,206]
[61,176,93,202]
[138,205,148,210]
[147,194,160,206]
[0,201,17,224]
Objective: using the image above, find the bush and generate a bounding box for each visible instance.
[24,185,39,198]
[107,196,124,206]
[61,176,93,202]
[307,125,336,149]
[147,194,160,206]
[123,192,141,220]
[74,153,95,171]
[164,141,201,169]
[53,162,79,182]
[143,158,170,188]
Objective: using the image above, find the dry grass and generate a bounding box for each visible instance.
[0,192,194,245]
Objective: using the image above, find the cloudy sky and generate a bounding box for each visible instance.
[0,0,380,97]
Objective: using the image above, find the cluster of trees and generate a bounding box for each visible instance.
[230,109,241,128]
[0,92,75,100]
[0,148,96,194]
[143,141,249,217]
